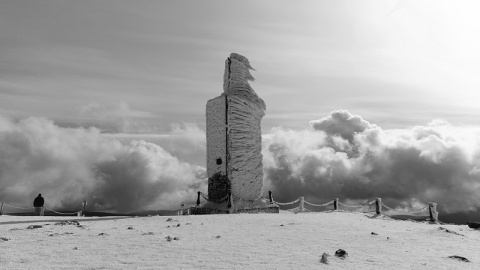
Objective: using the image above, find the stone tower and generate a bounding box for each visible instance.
[206,53,266,203]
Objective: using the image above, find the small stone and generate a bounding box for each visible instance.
[55,220,80,226]
[186,223,192,225]
[0,237,9,242]
[166,236,173,242]
[27,225,43,230]
[371,232,378,235]
[166,218,173,222]
[215,235,221,239]
[173,237,180,240]
[176,224,181,227]
[280,224,284,227]
[320,253,330,264]
[448,255,470,262]
[73,247,78,250]
[127,226,134,230]
[98,233,108,236]
[335,249,348,259]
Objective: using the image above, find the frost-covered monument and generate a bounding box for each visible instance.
[194,53,278,214]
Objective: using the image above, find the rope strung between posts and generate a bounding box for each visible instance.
[338,200,376,208]
[44,207,81,215]
[381,203,428,214]
[3,203,35,210]
[273,198,300,206]
[2,203,82,215]
[304,200,334,207]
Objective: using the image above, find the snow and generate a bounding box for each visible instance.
[1,211,479,269]
[207,53,266,201]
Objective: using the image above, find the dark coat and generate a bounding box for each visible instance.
[33,195,44,207]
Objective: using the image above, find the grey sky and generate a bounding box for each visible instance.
[1,0,480,132]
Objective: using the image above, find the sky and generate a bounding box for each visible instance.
[1,1,480,219]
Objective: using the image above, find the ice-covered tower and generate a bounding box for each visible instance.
[206,53,266,203]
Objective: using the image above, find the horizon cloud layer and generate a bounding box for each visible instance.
[1,110,480,216]
[0,115,206,213]
[263,110,480,215]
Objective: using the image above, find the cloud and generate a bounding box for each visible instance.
[264,111,480,214]
[0,115,206,213]
[103,122,207,166]
[78,102,158,133]
[3,110,480,217]
[309,110,375,142]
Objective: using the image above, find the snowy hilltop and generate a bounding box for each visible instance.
[1,211,478,269]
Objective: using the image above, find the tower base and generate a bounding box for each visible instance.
[189,198,279,215]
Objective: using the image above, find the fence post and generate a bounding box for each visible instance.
[196,191,201,206]
[334,198,339,210]
[429,202,438,222]
[0,202,4,215]
[268,191,273,203]
[227,192,232,209]
[299,197,305,212]
[375,198,382,214]
[82,200,87,217]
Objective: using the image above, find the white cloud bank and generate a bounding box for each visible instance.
[1,110,480,215]
[263,110,480,214]
[0,115,206,213]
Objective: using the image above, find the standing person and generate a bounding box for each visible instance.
[33,194,44,216]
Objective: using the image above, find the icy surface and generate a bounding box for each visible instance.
[206,95,227,179]
[207,53,266,201]
[1,212,479,269]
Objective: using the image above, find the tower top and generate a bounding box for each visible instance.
[223,53,255,93]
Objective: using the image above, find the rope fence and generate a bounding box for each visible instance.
[0,200,88,217]
[271,196,438,222]
[186,190,439,222]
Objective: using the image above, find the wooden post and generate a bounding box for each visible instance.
[334,198,339,210]
[299,196,305,212]
[429,202,438,222]
[268,191,273,204]
[375,198,382,214]
[227,192,232,209]
[82,200,87,217]
[196,191,201,206]
[0,202,4,215]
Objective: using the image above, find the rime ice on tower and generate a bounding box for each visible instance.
[206,53,267,206]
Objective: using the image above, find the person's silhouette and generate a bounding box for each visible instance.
[33,194,44,216]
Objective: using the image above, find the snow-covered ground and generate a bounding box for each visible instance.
[1,211,479,269]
